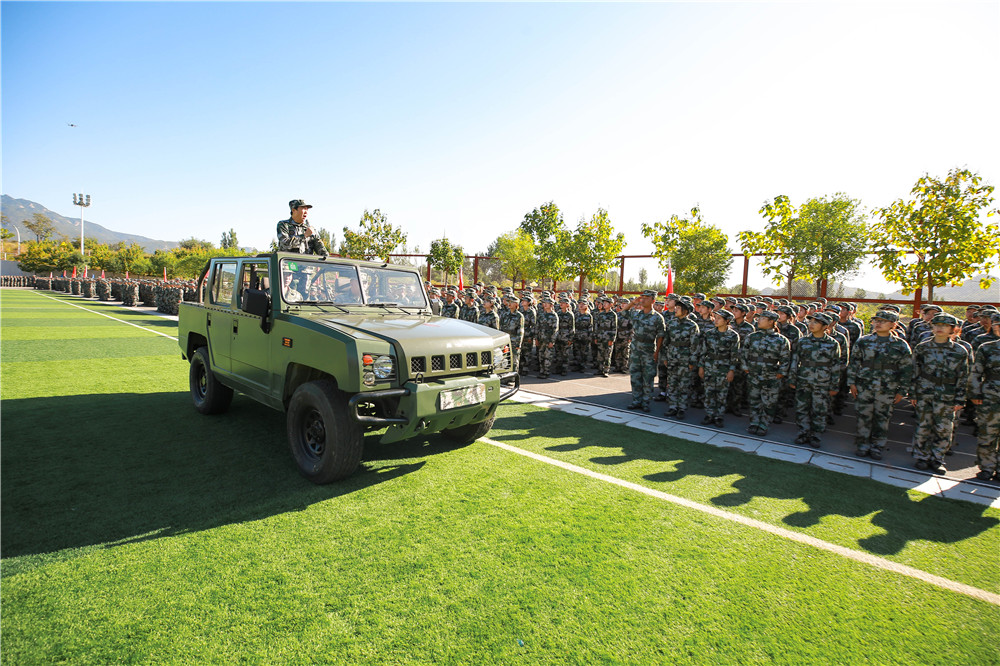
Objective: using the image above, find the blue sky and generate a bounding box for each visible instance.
[3,2,998,291]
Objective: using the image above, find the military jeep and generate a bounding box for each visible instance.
[178,253,518,483]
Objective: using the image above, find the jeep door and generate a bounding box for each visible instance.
[206,261,237,372]
[230,259,272,391]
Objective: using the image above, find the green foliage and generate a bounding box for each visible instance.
[340,209,407,261]
[220,229,239,250]
[740,194,869,298]
[520,201,574,287]
[642,207,731,294]
[25,213,55,242]
[428,237,465,284]
[16,241,62,273]
[672,224,733,294]
[637,268,648,287]
[565,208,626,287]
[314,227,335,254]
[871,167,1000,296]
[1,227,13,241]
[487,229,537,285]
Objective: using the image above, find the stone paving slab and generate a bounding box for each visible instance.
[551,403,608,418]
[810,453,872,478]
[754,442,814,465]
[591,410,641,426]
[665,423,719,443]
[707,432,763,454]
[626,417,675,434]
[941,481,1000,507]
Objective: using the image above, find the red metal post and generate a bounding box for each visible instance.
[913,287,923,319]
[741,255,749,296]
[618,256,626,297]
[473,256,479,285]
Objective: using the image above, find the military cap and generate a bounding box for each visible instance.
[921,304,942,313]
[763,297,775,304]
[692,293,706,300]
[796,303,808,312]
[288,199,313,210]
[558,297,570,304]
[715,309,734,322]
[881,304,901,312]
[991,312,1000,324]
[700,300,716,310]
[825,304,842,314]
[475,281,484,287]
[816,297,828,304]
[871,310,899,323]
[807,312,831,325]
[578,299,591,307]
[482,295,496,304]
[725,296,737,303]
[778,299,790,306]
[755,302,766,310]
[733,303,750,313]
[759,310,779,320]
[930,313,959,327]
[641,289,657,298]
[431,288,441,296]
[981,305,999,313]
[540,297,554,304]
[966,304,980,311]
[840,302,857,312]
[775,305,794,316]
[676,299,694,312]
[665,293,680,301]
[465,288,477,296]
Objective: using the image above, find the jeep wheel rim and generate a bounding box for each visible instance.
[195,364,207,399]
[303,409,326,457]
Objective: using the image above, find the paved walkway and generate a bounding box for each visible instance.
[514,371,1000,508]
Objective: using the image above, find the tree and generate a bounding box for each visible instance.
[638,268,648,287]
[564,208,626,289]
[315,227,335,255]
[112,243,149,275]
[487,229,537,286]
[220,229,239,250]
[520,201,573,289]
[739,194,869,298]
[853,288,867,299]
[1,214,13,242]
[672,224,733,294]
[429,237,465,285]
[17,241,61,273]
[179,238,215,251]
[25,213,55,242]
[340,209,407,261]
[871,167,1000,299]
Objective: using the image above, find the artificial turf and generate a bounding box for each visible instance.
[2,289,998,664]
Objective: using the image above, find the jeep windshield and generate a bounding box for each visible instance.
[279,259,428,309]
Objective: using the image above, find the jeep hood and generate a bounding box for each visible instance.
[317,314,506,356]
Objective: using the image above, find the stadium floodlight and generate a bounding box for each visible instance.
[73,193,91,255]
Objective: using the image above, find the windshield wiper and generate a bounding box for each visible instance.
[366,302,400,308]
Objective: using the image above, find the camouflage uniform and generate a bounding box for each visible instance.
[970,338,1000,479]
[459,296,480,324]
[534,302,559,378]
[572,308,595,371]
[519,299,537,372]
[774,313,802,422]
[697,311,742,425]
[910,323,969,470]
[477,305,500,330]
[440,293,459,319]
[499,303,525,374]
[847,316,912,458]
[662,305,700,416]
[727,314,756,414]
[689,311,714,408]
[628,297,665,410]
[788,314,842,447]
[741,318,791,435]
[613,302,633,372]
[554,302,576,375]
[276,200,328,255]
[592,300,618,377]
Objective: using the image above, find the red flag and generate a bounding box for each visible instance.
[62,269,67,277]
[163,266,167,280]
[49,271,53,278]
[458,267,464,291]
[83,267,88,278]
[665,262,673,295]
[101,269,106,279]
[71,266,76,278]
[125,270,129,279]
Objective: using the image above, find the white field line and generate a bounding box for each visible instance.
[480,436,1000,608]
[35,292,179,341]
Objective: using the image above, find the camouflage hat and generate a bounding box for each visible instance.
[431,288,441,296]
[966,304,980,311]
[841,302,857,312]
[676,299,694,312]
[465,288,477,296]
[482,295,496,304]
[981,305,999,313]
[796,303,808,312]
[540,297,554,305]
[699,300,716,310]
[558,297,570,304]
[578,299,590,308]
[665,293,680,301]
[930,313,960,327]
[871,310,899,323]
[641,289,657,298]
[921,304,943,313]
[807,312,831,325]
[991,312,1000,325]
[714,309,734,322]
[775,305,794,316]
[825,304,842,314]
[882,304,901,312]
[759,310,779,320]
[725,296,737,304]
[762,297,775,304]
[288,199,313,210]
[692,293,706,300]
[816,297,828,304]
[733,303,750,313]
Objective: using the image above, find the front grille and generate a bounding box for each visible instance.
[466,352,477,368]
[432,355,444,371]
[411,357,426,373]
[481,351,491,365]
[450,353,462,370]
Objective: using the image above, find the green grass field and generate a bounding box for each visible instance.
[2,289,999,664]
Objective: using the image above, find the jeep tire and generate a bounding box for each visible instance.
[287,380,363,483]
[190,346,234,415]
[442,413,496,444]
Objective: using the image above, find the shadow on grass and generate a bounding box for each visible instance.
[0,391,464,563]
[493,406,999,557]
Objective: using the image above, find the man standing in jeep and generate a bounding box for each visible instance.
[277,199,329,255]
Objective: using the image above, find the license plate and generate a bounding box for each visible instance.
[440,384,486,410]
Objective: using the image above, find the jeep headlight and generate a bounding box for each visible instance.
[373,355,394,379]
[493,345,510,370]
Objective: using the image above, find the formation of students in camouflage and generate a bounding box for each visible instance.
[426,282,1000,481]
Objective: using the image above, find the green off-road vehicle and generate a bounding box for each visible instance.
[178,253,518,483]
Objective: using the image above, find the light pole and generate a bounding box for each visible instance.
[73,193,91,254]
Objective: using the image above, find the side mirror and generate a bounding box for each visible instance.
[242,288,270,318]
